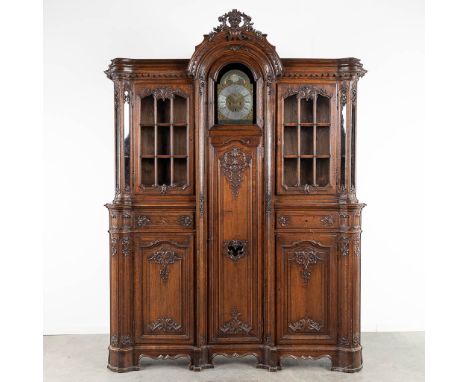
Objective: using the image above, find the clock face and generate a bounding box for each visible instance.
[217,70,254,124]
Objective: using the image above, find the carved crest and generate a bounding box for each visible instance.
[220,147,251,197]
[208,9,265,42]
[188,10,283,78]
[219,307,252,335]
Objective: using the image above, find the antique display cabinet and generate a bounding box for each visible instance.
[105,10,366,373]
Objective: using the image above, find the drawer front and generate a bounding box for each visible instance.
[134,211,195,230]
[276,211,339,230]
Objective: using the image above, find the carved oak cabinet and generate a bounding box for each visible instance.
[105,10,366,373]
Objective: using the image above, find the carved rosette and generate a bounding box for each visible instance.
[137,215,151,227]
[220,147,251,197]
[147,317,182,333]
[339,336,350,347]
[288,316,322,333]
[278,216,289,227]
[177,215,193,228]
[110,334,133,348]
[223,240,248,262]
[353,333,361,347]
[289,249,323,283]
[219,308,252,335]
[148,250,183,282]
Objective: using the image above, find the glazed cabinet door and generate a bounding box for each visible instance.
[276,233,338,344]
[134,233,194,344]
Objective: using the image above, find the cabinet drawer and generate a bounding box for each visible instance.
[276,211,338,229]
[134,211,194,230]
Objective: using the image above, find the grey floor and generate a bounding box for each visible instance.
[44,332,424,382]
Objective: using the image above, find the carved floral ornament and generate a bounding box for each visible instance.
[148,250,183,282]
[289,248,324,283]
[220,147,252,197]
[285,86,332,100]
[140,87,188,100]
[219,307,252,335]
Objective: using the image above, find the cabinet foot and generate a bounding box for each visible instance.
[189,347,213,371]
[264,347,282,372]
[331,349,363,373]
[108,347,139,373]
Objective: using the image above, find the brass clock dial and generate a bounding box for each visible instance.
[217,69,254,124]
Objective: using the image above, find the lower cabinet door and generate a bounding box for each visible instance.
[276,233,338,344]
[134,234,194,344]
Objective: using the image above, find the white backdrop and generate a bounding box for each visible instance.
[44,0,424,334]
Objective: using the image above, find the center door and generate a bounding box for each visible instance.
[207,131,263,344]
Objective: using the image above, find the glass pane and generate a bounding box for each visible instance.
[316,127,330,156]
[173,158,187,186]
[283,158,298,186]
[340,103,347,187]
[300,126,314,155]
[157,126,170,155]
[173,126,187,156]
[284,96,297,124]
[157,99,171,124]
[141,126,155,156]
[173,95,187,124]
[351,104,356,188]
[316,95,330,123]
[316,158,330,187]
[300,98,314,123]
[141,158,154,187]
[300,158,314,185]
[123,95,131,190]
[140,95,154,125]
[157,158,171,185]
[284,126,298,155]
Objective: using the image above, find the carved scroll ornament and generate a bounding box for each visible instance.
[288,316,322,333]
[147,317,182,333]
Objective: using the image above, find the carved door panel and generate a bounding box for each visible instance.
[276,233,337,344]
[134,233,194,344]
[208,134,263,344]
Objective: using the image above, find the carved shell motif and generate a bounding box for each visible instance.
[220,147,251,198]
